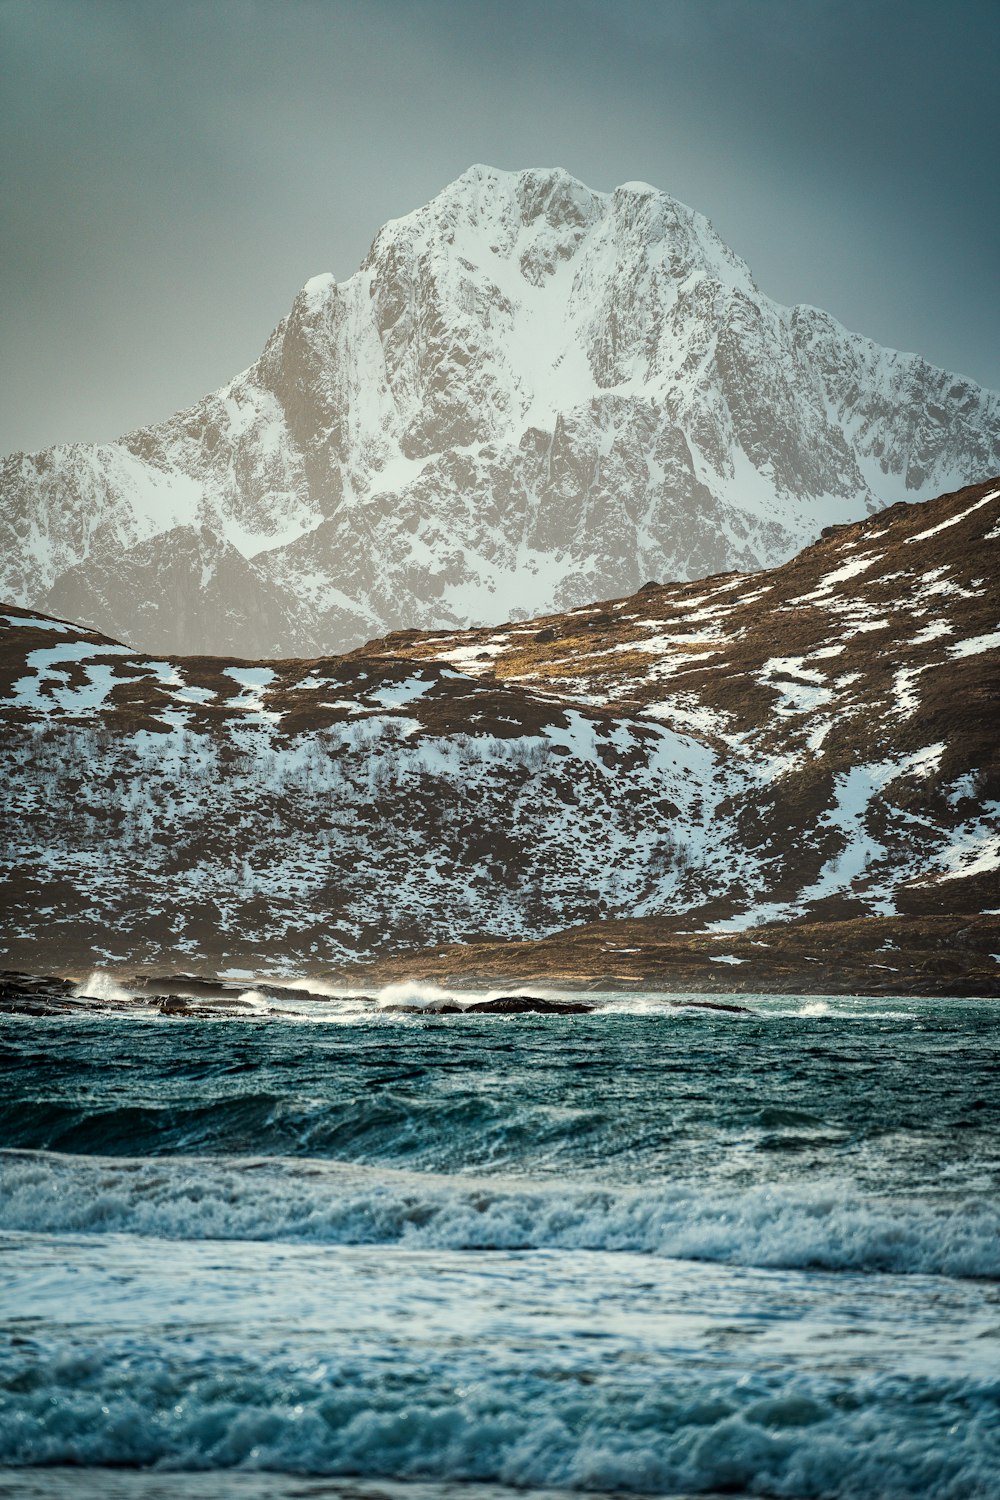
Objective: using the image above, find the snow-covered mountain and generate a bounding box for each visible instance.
[1,477,997,984]
[3,165,999,656]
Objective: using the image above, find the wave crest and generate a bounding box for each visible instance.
[2,1151,997,1279]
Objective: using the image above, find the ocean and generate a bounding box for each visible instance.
[1,993,998,1499]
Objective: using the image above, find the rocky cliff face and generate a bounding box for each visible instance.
[3,166,999,656]
[1,477,996,976]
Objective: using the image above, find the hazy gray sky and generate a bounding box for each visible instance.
[2,0,998,455]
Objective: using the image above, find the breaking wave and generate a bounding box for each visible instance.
[2,1150,997,1279]
[71,970,135,1003]
[1,1337,997,1497]
[3,1000,998,1499]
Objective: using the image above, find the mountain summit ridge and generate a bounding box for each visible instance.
[3,164,999,656]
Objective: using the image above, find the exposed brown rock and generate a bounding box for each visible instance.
[342,912,1000,1000]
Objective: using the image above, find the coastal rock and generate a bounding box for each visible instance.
[0,970,80,1016]
[463,995,593,1015]
[666,999,753,1015]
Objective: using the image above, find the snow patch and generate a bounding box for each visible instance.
[948,631,1000,659]
[792,554,879,602]
[904,489,999,544]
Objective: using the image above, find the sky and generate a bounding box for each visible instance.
[2,0,998,456]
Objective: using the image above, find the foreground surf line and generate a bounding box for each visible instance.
[1,1151,998,1278]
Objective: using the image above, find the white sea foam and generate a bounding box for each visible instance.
[375,980,463,1009]
[2,1152,996,1279]
[50,965,928,1023]
[234,989,275,1012]
[0,1318,996,1497]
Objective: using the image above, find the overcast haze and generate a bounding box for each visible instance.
[2,0,998,456]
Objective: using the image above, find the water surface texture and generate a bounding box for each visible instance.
[1,997,998,1499]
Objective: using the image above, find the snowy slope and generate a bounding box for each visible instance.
[1,477,996,973]
[2,166,999,655]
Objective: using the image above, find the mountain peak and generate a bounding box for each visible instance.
[2,168,998,656]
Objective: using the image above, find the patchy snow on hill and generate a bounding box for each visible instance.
[0,477,996,970]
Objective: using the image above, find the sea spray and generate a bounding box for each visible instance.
[72,971,135,1003]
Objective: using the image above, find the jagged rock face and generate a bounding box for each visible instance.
[0,478,996,973]
[2,166,999,656]
[45,525,313,659]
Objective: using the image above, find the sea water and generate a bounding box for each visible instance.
[0,994,998,1499]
